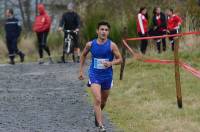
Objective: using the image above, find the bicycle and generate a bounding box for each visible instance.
[60,30,77,63]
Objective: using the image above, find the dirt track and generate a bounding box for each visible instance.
[0,63,115,132]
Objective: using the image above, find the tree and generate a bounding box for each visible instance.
[35,0,38,16]
[18,0,26,28]
[18,0,32,31]
[24,0,31,30]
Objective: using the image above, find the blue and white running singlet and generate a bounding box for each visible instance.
[88,39,114,90]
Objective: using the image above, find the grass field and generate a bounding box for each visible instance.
[104,48,200,132]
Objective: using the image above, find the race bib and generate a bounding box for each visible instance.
[93,58,109,69]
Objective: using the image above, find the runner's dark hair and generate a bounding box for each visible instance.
[97,21,111,29]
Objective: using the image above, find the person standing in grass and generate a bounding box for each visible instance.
[33,3,53,64]
[137,7,149,54]
[79,21,122,132]
[152,7,167,53]
[4,8,25,65]
[166,8,182,51]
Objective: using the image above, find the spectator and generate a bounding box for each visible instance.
[136,7,149,54]
[33,3,53,64]
[4,8,25,65]
[166,9,182,51]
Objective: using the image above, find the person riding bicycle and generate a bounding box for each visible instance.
[58,2,80,63]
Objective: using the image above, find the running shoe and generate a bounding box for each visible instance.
[98,125,106,132]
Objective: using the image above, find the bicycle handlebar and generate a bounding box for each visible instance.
[64,30,78,34]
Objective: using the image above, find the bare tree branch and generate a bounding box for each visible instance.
[18,0,26,28]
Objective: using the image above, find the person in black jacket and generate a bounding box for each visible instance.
[58,2,80,63]
[4,8,25,65]
[152,7,167,53]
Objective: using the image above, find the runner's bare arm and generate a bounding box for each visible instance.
[103,42,122,67]
[79,42,91,80]
[111,42,122,65]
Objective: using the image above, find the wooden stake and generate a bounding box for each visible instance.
[174,38,183,108]
[120,27,128,80]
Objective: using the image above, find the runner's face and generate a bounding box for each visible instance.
[97,25,109,40]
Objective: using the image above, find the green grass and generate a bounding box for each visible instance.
[104,49,200,132]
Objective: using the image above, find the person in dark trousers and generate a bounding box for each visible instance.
[166,9,182,51]
[79,21,122,132]
[137,7,148,54]
[33,3,53,64]
[152,7,167,53]
[58,2,81,63]
[4,8,25,65]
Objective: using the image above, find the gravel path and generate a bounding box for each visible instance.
[0,63,115,132]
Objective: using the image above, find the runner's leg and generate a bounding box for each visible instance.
[91,84,103,127]
[101,90,110,110]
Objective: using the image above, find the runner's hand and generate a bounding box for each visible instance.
[102,61,112,68]
[79,72,85,80]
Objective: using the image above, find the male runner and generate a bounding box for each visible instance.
[79,21,122,132]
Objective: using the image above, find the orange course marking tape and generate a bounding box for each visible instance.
[122,38,200,79]
[126,31,200,41]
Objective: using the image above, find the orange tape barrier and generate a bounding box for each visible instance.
[143,59,174,64]
[143,59,200,79]
[122,39,200,79]
[181,62,200,79]
[126,31,200,41]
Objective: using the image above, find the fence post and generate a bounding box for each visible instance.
[174,38,183,108]
[120,27,128,80]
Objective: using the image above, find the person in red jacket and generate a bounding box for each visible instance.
[166,9,182,51]
[33,3,53,64]
[137,7,148,54]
